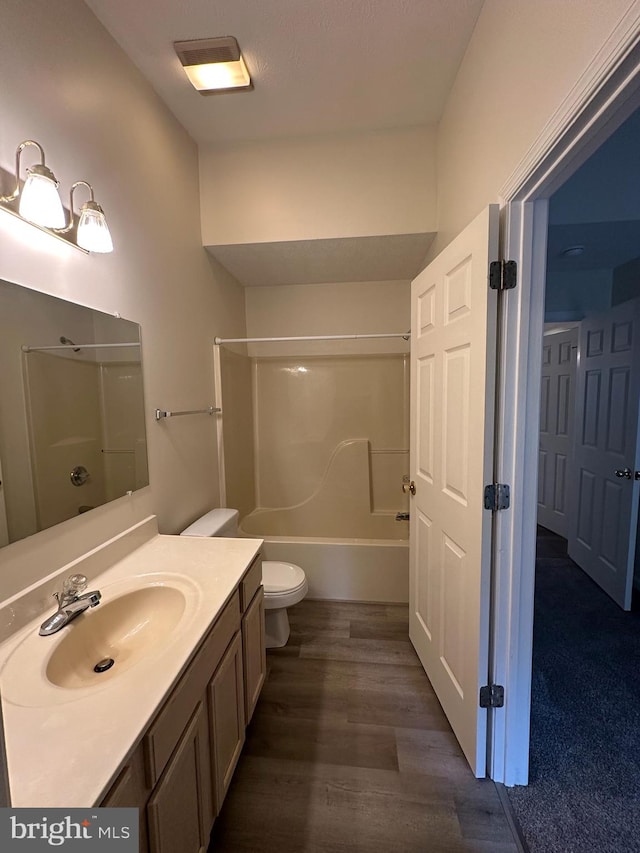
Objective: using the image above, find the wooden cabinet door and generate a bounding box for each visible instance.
[242,586,266,723]
[101,745,150,853]
[209,631,245,814]
[147,701,214,853]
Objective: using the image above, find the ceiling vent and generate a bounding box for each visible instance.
[173,36,252,94]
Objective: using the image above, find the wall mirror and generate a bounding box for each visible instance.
[0,278,148,547]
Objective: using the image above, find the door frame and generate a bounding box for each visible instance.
[491,4,640,785]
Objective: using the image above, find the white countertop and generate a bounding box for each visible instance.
[0,530,262,808]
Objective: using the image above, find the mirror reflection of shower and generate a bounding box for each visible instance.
[21,342,148,534]
[0,277,150,546]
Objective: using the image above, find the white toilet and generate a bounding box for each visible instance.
[180,508,308,648]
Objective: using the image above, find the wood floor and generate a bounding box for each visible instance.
[209,600,522,853]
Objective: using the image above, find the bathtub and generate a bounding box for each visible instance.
[239,438,409,602]
[240,509,409,603]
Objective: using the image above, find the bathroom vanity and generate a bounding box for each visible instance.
[102,551,264,852]
[0,517,266,853]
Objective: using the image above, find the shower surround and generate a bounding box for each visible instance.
[218,349,410,602]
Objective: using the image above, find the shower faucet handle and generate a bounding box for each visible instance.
[70,465,90,486]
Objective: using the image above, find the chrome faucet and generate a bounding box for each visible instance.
[39,573,101,636]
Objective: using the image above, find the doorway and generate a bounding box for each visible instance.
[492,37,640,788]
[506,109,640,849]
[538,109,640,610]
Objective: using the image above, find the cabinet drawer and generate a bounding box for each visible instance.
[145,591,240,787]
[240,553,262,612]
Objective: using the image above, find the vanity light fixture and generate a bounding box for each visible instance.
[0,140,65,228]
[56,181,113,254]
[174,37,252,94]
[0,140,113,253]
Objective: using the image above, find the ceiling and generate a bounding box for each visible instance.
[549,108,640,230]
[208,232,435,287]
[547,220,640,274]
[81,3,640,290]
[84,0,483,286]
[85,0,484,146]
[546,105,640,277]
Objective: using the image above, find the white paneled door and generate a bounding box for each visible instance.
[568,299,640,610]
[537,328,578,538]
[409,206,499,777]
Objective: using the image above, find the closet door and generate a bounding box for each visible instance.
[537,327,578,537]
[568,299,640,609]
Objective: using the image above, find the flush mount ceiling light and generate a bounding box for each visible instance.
[174,36,252,94]
[559,245,585,257]
[0,139,113,253]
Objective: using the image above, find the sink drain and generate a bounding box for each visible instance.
[94,657,115,673]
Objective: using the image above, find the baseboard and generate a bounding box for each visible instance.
[495,782,530,853]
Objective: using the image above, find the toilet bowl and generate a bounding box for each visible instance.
[261,561,308,647]
[180,508,308,648]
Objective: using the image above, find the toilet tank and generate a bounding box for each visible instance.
[180,508,239,537]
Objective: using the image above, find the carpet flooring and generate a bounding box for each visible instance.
[506,528,640,853]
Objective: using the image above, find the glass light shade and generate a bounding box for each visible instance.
[77,202,113,253]
[184,56,251,91]
[18,166,65,228]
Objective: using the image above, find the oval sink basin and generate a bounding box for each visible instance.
[46,585,187,689]
[1,573,201,707]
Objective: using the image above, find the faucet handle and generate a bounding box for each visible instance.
[62,574,88,596]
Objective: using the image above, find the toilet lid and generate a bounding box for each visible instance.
[262,561,306,595]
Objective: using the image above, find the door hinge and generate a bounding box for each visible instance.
[479,684,505,708]
[484,483,510,511]
[489,260,517,291]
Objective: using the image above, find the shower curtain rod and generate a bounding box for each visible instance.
[21,342,140,353]
[214,332,411,345]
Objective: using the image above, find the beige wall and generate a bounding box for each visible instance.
[245,279,411,357]
[0,0,246,598]
[200,127,437,246]
[432,0,633,257]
